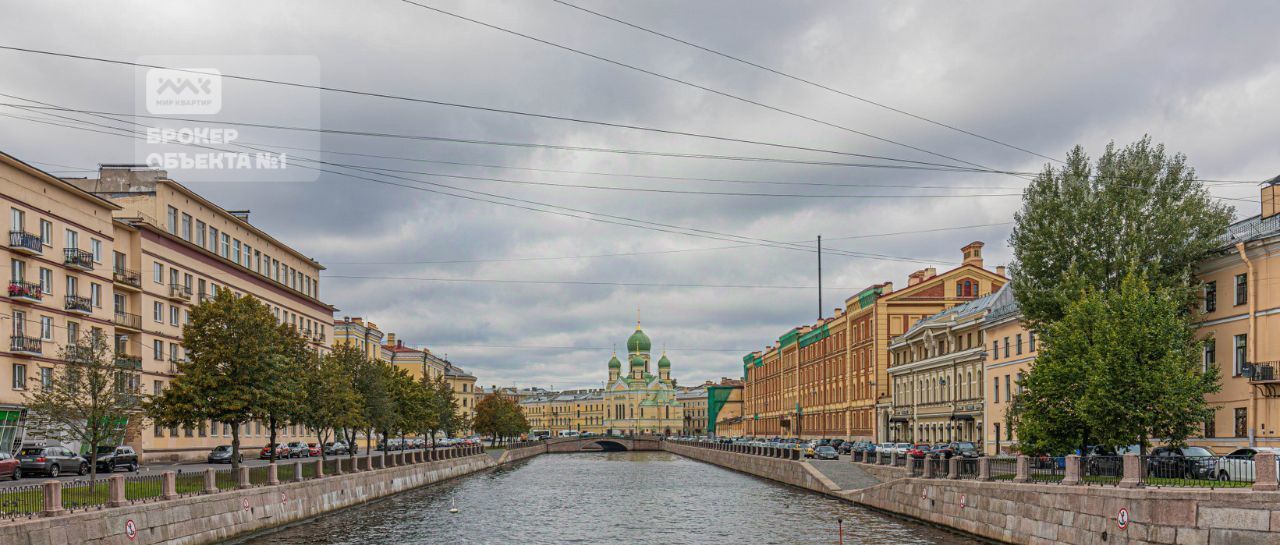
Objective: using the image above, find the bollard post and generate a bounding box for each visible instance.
[1013,455,1030,484]
[237,466,251,489]
[162,471,178,500]
[365,454,374,471]
[267,462,280,485]
[1119,453,1143,488]
[948,457,959,480]
[294,461,304,482]
[1255,452,1278,491]
[204,468,218,494]
[315,458,325,478]
[922,457,934,479]
[875,451,883,465]
[40,480,64,517]
[1061,455,1081,486]
[108,474,127,507]
[890,451,898,467]
[977,457,992,481]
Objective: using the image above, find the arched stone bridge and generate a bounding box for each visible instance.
[544,436,663,452]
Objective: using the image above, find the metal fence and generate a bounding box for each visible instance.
[248,465,271,486]
[61,480,109,512]
[956,458,979,479]
[908,458,923,477]
[990,457,1017,480]
[214,469,238,491]
[276,463,296,483]
[125,473,165,503]
[175,470,206,496]
[0,483,42,519]
[927,457,947,477]
[1142,455,1248,489]
[301,462,318,479]
[1082,456,1123,486]
[1029,456,1064,482]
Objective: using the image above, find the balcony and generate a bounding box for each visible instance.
[115,355,143,370]
[113,311,142,331]
[9,335,41,356]
[8,231,42,255]
[112,267,142,290]
[64,344,93,362]
[64,294,93,315]
[167,283,192,302]
[7,280,43,303]
[63,248,93,271]
[1248,362,1280,398]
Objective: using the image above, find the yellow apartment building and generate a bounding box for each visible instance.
[1195,179,1280,450]
[443,361,478,432]
[980,284,1037,455]
[743,242,1006,442]
[521,389,606,436]
[887,292,994,445]
[334,316,386,361]
[677,386,708,436]
[1,151,122,454]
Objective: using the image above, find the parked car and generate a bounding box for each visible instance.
[286,441,310,458]
[260,443,290,459]
[1146,446,1218,480]
[814,445,840,460]
[893,443,912,456]
[1082,445,1137,477]
[828,438,845,451]
[906,443,933,459]
[207,445,242,464]
[0,451,20,480]
[17,445,88,477]
[306,443,322,457]
[1214,447,1280,482]
[93,445,139,473]
[933,442,980,459]
[324,442,349,456]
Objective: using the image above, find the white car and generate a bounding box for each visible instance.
[1215,447,1280,482]
[893,443,912,455]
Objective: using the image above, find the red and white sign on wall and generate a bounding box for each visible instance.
[1116,507,1129,530]
[960,494,967,509]
[242,498,250,511]
[124,519,137,540]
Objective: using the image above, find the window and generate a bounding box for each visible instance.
[991,341,998,360]
[153,263,163,283]
[170,306,179,326]
[10,208,22,231]
[1203,339,1216,373]
[39,316,52,340]
[1005,375,1011,402]
[65,275,77,297]
[1235,408,1248,438]
[11,364,26,390]
[166,206,178,234]
[1234,334,1248,376]
[220,233,230,258]
[1015,334,1023,355]
[169,342,179,362]
[993,378,999,404]
[196,220,206,247]
[90,239,102,262]
[1204,416,1215,439]
[40,367,52,389]
[90,283,101,307]
[233,239,241,263]
[64,229,77,249]
[153,340,163,361]
[181,213,192,241]
[154,302,163,322]
[38,267,51,294]
[1028,331,1036,352]
[39,219,52,246]
[1203,281,1217,313]
[1003,337,1010,358]
[1235,274,1248,306]
[243,244,252,268]
[209,227,219,252]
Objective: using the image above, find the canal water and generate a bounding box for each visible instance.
[232,451,983,545]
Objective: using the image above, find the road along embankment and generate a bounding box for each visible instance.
[662,440,866,496]
[0,444,548,545]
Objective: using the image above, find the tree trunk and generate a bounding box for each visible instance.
[268,417,278,463]
[317,429,328,463]
[231,423,242,472]
[87,441,99,493]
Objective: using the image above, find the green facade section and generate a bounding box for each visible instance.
[797,324,829,348]
[705,386,736,434]
[778,328,801,348]
[856,286,883,309]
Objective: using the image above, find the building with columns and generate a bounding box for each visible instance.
[603,321,683,435]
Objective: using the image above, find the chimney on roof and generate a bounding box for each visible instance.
[386,333,396,345]
[1263,176,1280,219]
[961,241,985,268]
[227,210,251,222]
[996,265,1007,277]
[353,317,364,325]
[908,269,926,286]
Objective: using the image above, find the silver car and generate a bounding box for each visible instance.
[17,445,88,477]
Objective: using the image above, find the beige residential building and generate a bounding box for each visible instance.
[980,284,1037,456]
[334,316,386,361]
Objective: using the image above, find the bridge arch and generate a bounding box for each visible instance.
[584,440,628,452]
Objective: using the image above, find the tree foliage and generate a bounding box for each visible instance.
[473,393,529,446]
[24,330,143,489]
[1013,274,1221,454]
[1009,136,1233,327]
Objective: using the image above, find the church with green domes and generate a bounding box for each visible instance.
[603,320,684,436]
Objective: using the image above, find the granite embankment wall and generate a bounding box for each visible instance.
[662,441,844,495]
[856,476,1280,545]
[0,445,548,545]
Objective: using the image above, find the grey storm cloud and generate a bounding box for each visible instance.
[1,0,1277,388]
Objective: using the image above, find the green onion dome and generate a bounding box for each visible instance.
[657,353,671,368]
[627,327,652,353]
[630,354,646,368]
[608,354,621,369]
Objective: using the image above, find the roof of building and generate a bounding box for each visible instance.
[900,291,999,339]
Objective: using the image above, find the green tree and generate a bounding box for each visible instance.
[23,331,143,489]
[255,324,309,463]
[432,375,462,439]
[146,289,278,471]
[298,345,363,462]
[1014,275,1221,454]
[473,393,527,446]
[1009,136,1233,327]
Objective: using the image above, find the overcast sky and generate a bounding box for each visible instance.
[2,1,1277,390]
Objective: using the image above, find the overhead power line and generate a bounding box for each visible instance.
[395,0,1012,174]
[550,0,1062,163]
[0,45,1001,173]
[322,274,858,291]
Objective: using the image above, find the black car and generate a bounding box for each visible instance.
[1147,446,1217,480]
[94,445,138,473]
[207,445,243,464]
[941,441,980,459]
[1082,445,1137,477]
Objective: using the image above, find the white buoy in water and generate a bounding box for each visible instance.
[449,507,459,514]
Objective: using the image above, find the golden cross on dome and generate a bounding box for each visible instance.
[636,307,642,330]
